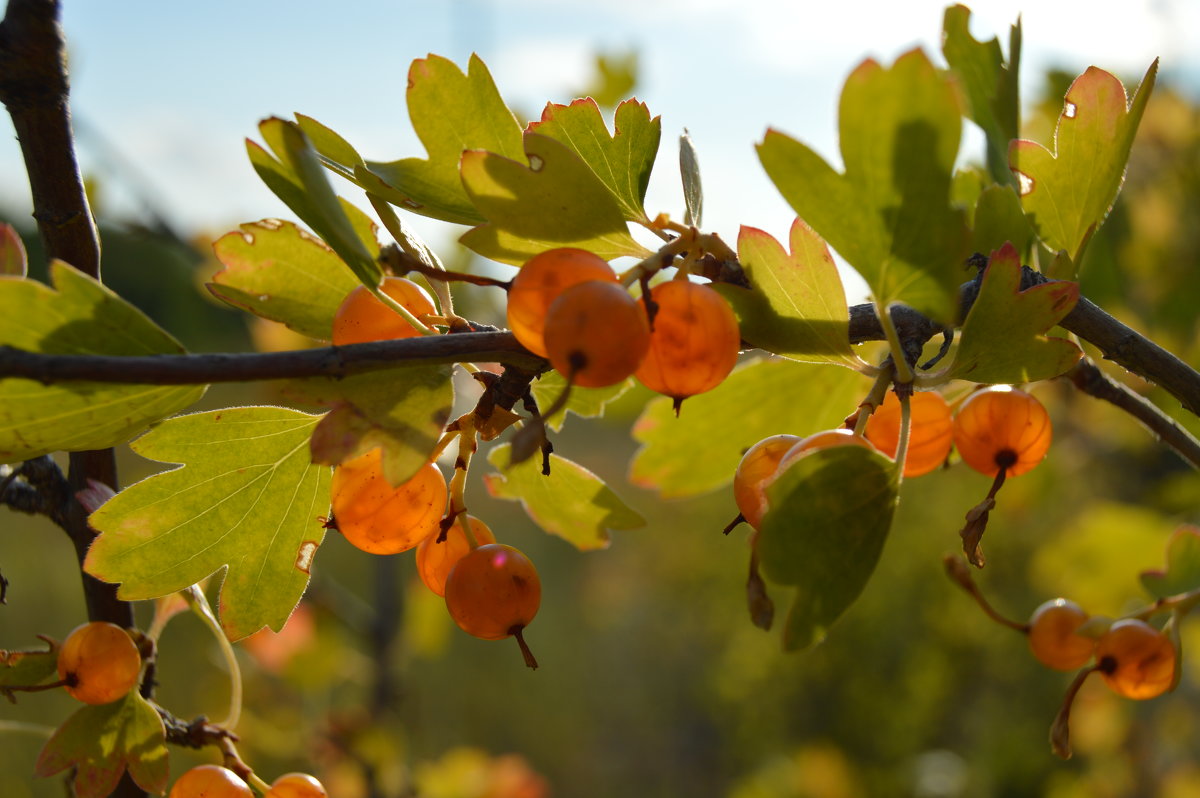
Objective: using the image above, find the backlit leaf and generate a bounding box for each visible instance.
[35,691,168,798]
[294,364,453,485]
[1009,61,1158,275]
[363,54,524,225]
[0,639,58,691]
[757,49,970,323]
[940,242,1080,383]
[0,262,204,463]
[208,214,369,340]
[460,132,652,265]
[629,358,868,498]
[484,443,644,551]
[85,407,330,641]
[529,371,631,432]
[757,445,899,651]
[717,219,864,369]
[971,184,1035,258]
[942,4,1021,186]
[1141,524,1200,599]
[0,222,27,277]
[528,97,660,223]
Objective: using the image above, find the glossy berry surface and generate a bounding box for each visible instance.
[733,434,801,530]
[634,280,740,403]
[544,280,651,388]
[265,772,328,798]
[445,544,541,641]
[865,390,953,477]
[417,516,497,597]
[168,764,253,797]
[952,386,1052,477]
[57,621,141,705]
[331,276,436,345]
[1026,598,1095,671]
[1094,618,1176,699]
[331,448,447,555]
[507,247,617,357]
[774,429,876,475]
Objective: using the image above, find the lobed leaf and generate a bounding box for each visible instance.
[0,262,204,463]
[363,54,525,225]
[208,213,370,340]
[528,372,631,432]
[459,132,652,265]
[0,222,27,277]
[85,407,330,641]
[970,184,1035,259]
[35,691,168,798]
[940,242,1080,383]
[0,639,59,691]
[717,219,864,369]
[1009,61,1158,275]
[757,49,970,323]
[629,358,868,499]
[484,443,644,551]
[1141,524,1200,599]
[757,445,899,651]
[527,97,661,224]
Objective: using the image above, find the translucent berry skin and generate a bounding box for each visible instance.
[774,429,877,476]
[445,544,541,640]
[417,516,497,597]
[543,280,651,388]
[733,435,801,530]
[1027,598,1095,671]
[507,248,617,357]
[634,280,740,401]
[57,621,141,705]
[1095,618,1176,699]
[330,448,447,555]
[865,391,953,477]
[168,764,253,798]
[331,277,436,345]
[952,386,1052,477]
[265,772,328,798]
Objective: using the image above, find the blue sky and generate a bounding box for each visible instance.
[2,0,1195,266]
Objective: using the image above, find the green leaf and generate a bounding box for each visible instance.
[1141,524,1200,599]
[35,691,168,798]
[0,222,27,277]
[0,639,59,691]
[248,118,381,287]
[970,184,1035,259]
[85,407,330,641]
[459,132,653,265]
[941,242,1080,383]
[0,262,204,463]
[1009,61,1158,274]
[757,445,899,651]
[942,4,1021,186]
[629,358,868,498]
[528,371,631,432]
[483,443,644,551]
[208,215,368,340]
[716,219,864,369]
[295,113,364,182]
[527,97,661,224]
[679,129,703,227]
[757,49,970,324]
[294,365,453,485]
[363,54,525,225]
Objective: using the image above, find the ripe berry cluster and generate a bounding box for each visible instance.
[168,765,328,797]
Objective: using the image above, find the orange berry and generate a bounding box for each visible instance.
[168,764,253,798]
[331,276,436,344]
[330,448,447,555]
[952,386,1052,477]
[507,248,618,357]
[634,280,740,406]
[1027,599,1095,671]
[265,772,328,798]
[416,516,497,597]
[864,391,953,477]
[543,280,651,388]
[733,435,801,529]
[445,544,541,641]
[1095,619,1175,699]
[774,429,876,475]
[57,621,142,705]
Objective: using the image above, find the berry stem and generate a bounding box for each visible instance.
[894,391,912,481]
[941,554,1028,632]
[851,363,894,436]
[512,626,539,670]
[877,302,915,385]
[1049,665,1099,759]
[184,585,243,730]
